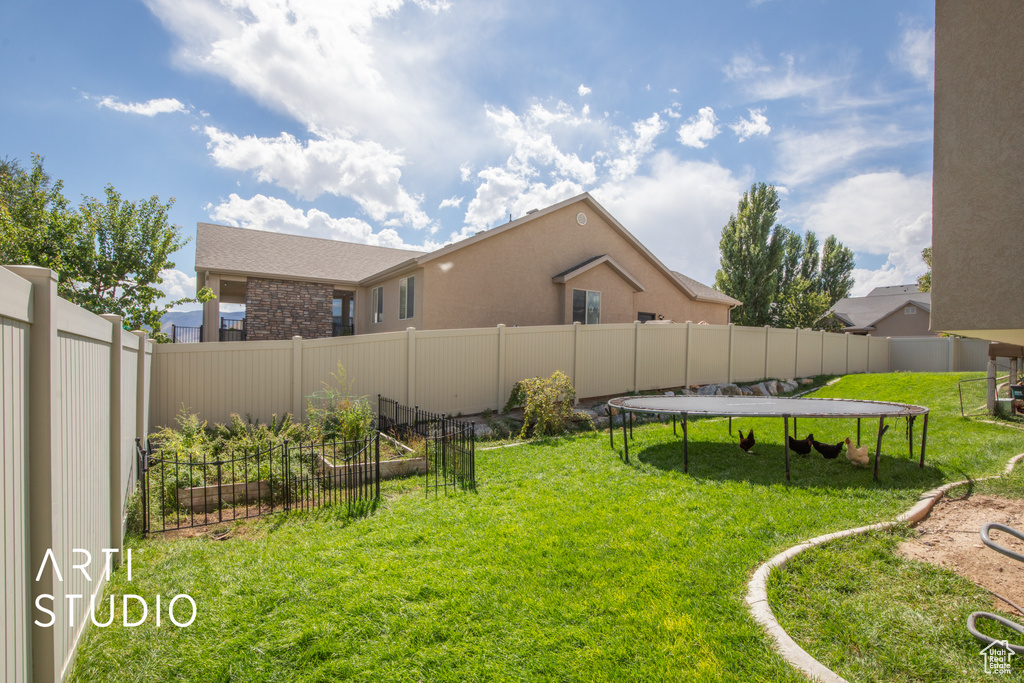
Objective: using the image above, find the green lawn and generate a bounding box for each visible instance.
[69,373,1023,682]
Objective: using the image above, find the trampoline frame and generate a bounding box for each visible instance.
[606,395,929,481]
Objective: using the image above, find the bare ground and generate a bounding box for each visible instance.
[899,493,1024,615]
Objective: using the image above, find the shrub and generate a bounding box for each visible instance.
[507,370,579,438]
[305,362,374,442]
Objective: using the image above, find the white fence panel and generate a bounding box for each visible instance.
[414,328,498,415]
[848,335,870,374]
[575,324,636,398]
[0,268,32,683]
[502,325,575,406]
[796,330,823,378]
[731,326,768,383]
[636,324,687,391]
[766,328,797,380]
[688,324,731,385]
[891,336,953,372]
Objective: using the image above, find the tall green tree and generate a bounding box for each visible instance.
[917,246,932,292]
[0,155,209,340]
[714,182,787,326]
[819,235,855,305]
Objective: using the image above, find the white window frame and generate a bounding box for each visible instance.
[904,306,917,315]
[399,276,414,320]
[372,286,383,324]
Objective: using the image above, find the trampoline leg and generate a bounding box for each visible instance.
[784,416,791,482]
[793,417,797,437]
[857,418,861,447]
[728,416,732,435]
[629,412,634,440]
[673,415,677,436]
[873,417,885,482]
[908,415,915,461]
[623,411,629,464]
[920,413,928,468]
[609,408,614,449]
[683,413,688,473]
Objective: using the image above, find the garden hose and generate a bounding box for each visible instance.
[967,522,1024,654]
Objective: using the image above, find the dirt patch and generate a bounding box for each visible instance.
[899,493,1024,615]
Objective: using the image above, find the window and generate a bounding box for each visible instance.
[638,312,656,322]
[904,306,917,315]
[572,289,601,324]
[399,276,415,320]
[372,286,383,324]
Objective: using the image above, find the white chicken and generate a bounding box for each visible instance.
[844,437,870,466]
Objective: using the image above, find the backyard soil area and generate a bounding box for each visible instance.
[899,493,1024,615]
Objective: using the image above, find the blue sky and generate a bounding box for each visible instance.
[0,0,935,311]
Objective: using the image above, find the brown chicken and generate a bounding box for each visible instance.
[788,434,814,455]
[844,437,870,466]
[812,438,845,459]
[738,429,755,453]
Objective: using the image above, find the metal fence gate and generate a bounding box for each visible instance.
[137,434,380,534]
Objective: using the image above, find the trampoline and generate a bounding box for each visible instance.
[606,395,930,481]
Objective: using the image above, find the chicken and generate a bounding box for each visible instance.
[812,438,845,459]
[738,429,755,453]
[844,437,870,466]
[788,434,814,455]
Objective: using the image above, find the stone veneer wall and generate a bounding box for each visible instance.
[245,277,333,341]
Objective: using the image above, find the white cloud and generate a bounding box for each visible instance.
[438,196,463,209]
[207,193,439,251]
[798,171,932,295]
[95,96,188,116]
[729,108,771,142]
[677,107,720,149]
[892,24,934,86]
[725,53,835,101]
[159,268,197,300]
[775,123,930,186]
[204,127,431,229]
[578,84,591,96]
[595,152,749,286]
[608,113,668,182]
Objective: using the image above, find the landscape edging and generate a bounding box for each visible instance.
[745,452,1024,683]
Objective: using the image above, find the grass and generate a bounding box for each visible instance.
[69,372,1023,682]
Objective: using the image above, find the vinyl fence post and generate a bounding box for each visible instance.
[866,333,872,374]
[497,324,506,410]
[633,320,641,393]
[948,335,956,372]
[101,314,124,565]
[572,321,582,402]
[727,323,735,383]
[407,327,417,407]
[845,332,851,375]
[793,327,800,380]
[7,266,60,683]
[684,321,693,389]
[292,335,303,421]
[763,325,771,381]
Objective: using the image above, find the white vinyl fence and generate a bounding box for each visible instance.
[1,266,153,683]
[150,322,988,428]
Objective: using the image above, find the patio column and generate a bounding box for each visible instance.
[202,274,220,342]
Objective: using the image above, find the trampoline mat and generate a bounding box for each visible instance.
[607,395,927,418]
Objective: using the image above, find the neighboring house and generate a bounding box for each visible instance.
[931,1,1024,346]
[194,192,740,341]
[820,285,933,337]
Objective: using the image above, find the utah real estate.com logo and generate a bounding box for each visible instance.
[980,640,1015,675]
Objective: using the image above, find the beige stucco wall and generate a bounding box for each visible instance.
[417,202,730,330]
[932,1,1024,343]
[870,303,935,338]
[356,267,424,334]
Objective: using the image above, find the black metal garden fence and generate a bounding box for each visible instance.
[136,433,379,534]
[377,395,476,494]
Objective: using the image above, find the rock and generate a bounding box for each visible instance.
[741,386,753,395]
[574,408,599,420]
[594,403,610,416]
[697,384,718,396]
[800,378,814,386]
[474,423,494,438]
[679,388,697,396]
[719,383,742,396]
[593,416,609,429]
[664,391,675,396]
[784,380,799,392]
[751,384,768,396]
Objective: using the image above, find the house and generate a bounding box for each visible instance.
[820,285,934,337]
[194,192,740,340]
[931,0,1024,346]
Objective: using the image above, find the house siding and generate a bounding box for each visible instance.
[245,277,332,341]
[419,203,731,330]
[932,0,1024,339]
[871,303,935,338]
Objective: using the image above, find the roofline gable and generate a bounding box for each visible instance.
[551,254,646,292]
